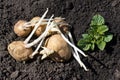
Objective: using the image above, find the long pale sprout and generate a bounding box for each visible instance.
[29,15,54,58]
[24,8,48,44]
[71,49,88,71]
[67,32,88,71]
[60,33,87,57]
[25,15,54,48]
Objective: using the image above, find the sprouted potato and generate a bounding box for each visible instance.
[14,20,32,37]
[30,17,47,36]
[8,41,33,61]
[30,16,41,29]
[35,24,46,36]
[14,16,48,37]
[8,9,49,61]
[31,17,65,36]
[42,34,72,62]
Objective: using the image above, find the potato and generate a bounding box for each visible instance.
[35,25,46,36]
[7,41,33,61]
[14,20,32,37]
[30,16,47,36]
[30,16,41,29]
[44,34,72,62]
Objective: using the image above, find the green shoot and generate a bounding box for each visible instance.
[77,14,113,51]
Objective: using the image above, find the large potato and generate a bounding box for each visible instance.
[30,16,47,36]
[44,34,72,62]
[8,41,33,61]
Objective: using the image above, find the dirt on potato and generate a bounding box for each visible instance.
[0,0,120,80]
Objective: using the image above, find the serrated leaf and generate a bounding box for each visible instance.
[97,25,109,34]
[82,34,89,38]
[104,34,113,42]
[83,44,91,51]
[90,14,105,26]
[96,40,106,50]
[77,39,85,47]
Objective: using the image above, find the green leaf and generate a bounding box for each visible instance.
[96,40,106,50]
[97,25,109,34]
[104,34,113,42]
[77,39,86,47]
[77,39,91,51]
[90,14,105,26]
[94,34,100,39]
[91,43,95,50]
[83,44,91,51]
[82,34,89,38]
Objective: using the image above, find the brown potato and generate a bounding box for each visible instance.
[44,34,72,62]
[7,41,33,61]
[30,16,47,36]
[35,25,46,36]
[14,20,32,37]
[30,16,41,29]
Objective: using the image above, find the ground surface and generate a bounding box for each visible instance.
[0,0,120,80]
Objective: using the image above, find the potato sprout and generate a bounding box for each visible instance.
[31,17,65,36]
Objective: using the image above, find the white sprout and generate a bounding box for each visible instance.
[22,17,65,30]
[40,47,54,60]
[24,8,49,44]
[67,32,88,71]
[25,15,55,48]
[29,15,54,58]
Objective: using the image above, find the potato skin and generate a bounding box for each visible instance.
[30,16,47,36]
[8,41,33,61]
[35,25,46,36]
[30,16,41,29]
[45,34,72,62]
[14,20,32,37]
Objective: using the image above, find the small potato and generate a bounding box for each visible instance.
[44,34,72,62]
[35,25,46,36]
[30,16,41,29]
[8,41,33,61]
[30,16,47,36]
[14,20,32,37]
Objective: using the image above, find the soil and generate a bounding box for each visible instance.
[0,0,120,80]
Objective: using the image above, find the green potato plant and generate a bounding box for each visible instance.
[77,14,113,51]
